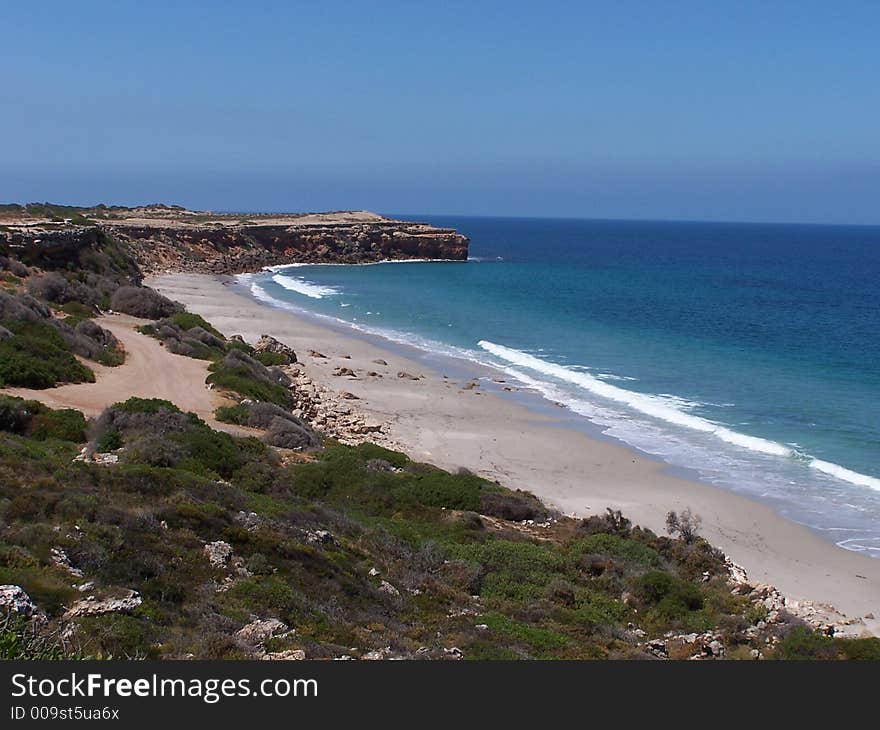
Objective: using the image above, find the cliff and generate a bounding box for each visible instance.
[0,206,469,275]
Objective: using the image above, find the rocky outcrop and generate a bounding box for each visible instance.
[204,540,234,568]
[236,618,289,646]
[114,218,469,274]
[282,362,398,447]
[62,590,143,620]
[253,334,297,364]
[0,585,47,622]
[0,209,469,277]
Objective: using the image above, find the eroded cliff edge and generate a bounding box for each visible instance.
[0,205,469,275]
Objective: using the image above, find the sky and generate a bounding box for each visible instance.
[2,1,879,224]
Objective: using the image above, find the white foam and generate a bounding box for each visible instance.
[271,273,339,299]
[810,460,880,492]
[596,372,638,381]
[264,258,461,273]
[242,283,880,503]
[478,339,880,493]
[249,281,287,308]
[263,263,308,272]
[479,340,793,458]
[249,281,485,365]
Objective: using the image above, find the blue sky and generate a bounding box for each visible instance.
[2,1,878,223]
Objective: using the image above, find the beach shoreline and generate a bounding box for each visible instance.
[149,272,880,630]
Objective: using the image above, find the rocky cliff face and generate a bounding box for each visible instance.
[111,219,469,274]
[0,208,469,276]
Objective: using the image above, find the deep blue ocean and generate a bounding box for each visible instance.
[243,216,880,555]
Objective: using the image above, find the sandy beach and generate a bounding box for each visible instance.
[149,272,880,627]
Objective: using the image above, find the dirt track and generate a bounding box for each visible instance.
[3,313,230,423]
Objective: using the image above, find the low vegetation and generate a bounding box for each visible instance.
[110,286,182,319]
[1,236,876,660]
[2,396,876,660]
[0,237,136,387]
[0,318,96,388]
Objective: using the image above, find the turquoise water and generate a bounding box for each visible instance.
[242,216,880,554]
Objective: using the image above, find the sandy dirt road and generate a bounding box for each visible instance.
[3,313,230,424]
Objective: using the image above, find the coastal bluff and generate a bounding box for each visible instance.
[0,204,469,275]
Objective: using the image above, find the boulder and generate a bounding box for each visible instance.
[204,540,233,568]
[254,334,297,364]
[379,580,400,597]
[236,618,289,646]
[63,590,142,620]
[0,585,47,621]
[263,649,306,660]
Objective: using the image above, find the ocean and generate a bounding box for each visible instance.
[241,216,880,555]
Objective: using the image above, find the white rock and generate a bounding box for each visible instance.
[379,580,400,596]
[204,541,233,568]
[50,547,84,577]
[236,618,289,646]
[263,649,305,660]
[63,590,142,620]
[0,585,46,621]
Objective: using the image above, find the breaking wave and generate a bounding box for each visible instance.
[271,274,339,299]
[478,340,880,492]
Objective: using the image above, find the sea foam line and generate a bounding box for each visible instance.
[478,340,880,491]
[809,460,880,491]
[249,281,486,364]
[241,281,880,495]
[271,273,339,299]
[263,258,462,273]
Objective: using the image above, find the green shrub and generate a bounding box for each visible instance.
[0,320,94,388]
[569,534,662,567]
[252,351,287,366]
[225,576,297,619]
[110,286,181,319]
[572,588,629,625]
[634,570,704,620]
[60,301,98,319]
[206,366,292,407]
[0,396,41,434]
[448,540,561,602]
[836,637,880,660]
[28,409,87,442]
[396,470,484,511]
[479,488,547,521]
[226,339,254,354]
[215,404,249,425]
[0,397,86,442]
[778,627,839,660]
[778,627,880,660]
[165,312,223,338]
[354,443,409,468]
[95,431,122,452]
[167,427,246,479]
[112,397,181,415]
[634,570,676,603]
[482,612,569,654]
